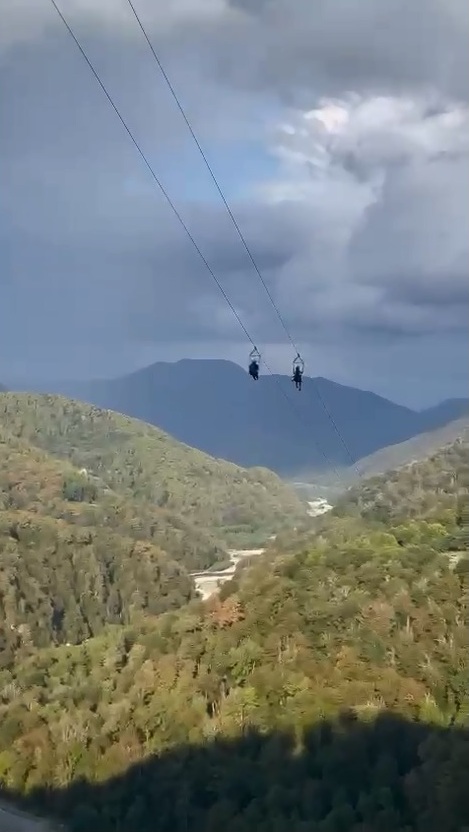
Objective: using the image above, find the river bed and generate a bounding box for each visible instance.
[192,499,332,600]
[191,547,265,600]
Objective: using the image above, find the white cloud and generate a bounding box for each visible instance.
[254,94,469,333]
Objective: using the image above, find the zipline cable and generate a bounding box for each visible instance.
[49,0,253,346]
[47,0,345,484]
[124,0,297,352]
[122,0,360,475]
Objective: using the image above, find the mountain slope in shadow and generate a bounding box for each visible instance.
[2,713,468,832]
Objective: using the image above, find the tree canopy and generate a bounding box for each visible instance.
[0,393,307,549]
[0,394,309,667]
[0,428,468,830]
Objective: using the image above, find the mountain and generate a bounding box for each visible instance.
[334,428,469,527]
[0,435,468,831]
[0,393,306,666]
[418,398,469,431]
[0,416,228,573]
[36,359,469,476]
[0,392,306,550]
[340,416,469,484]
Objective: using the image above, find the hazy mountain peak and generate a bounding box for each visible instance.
[19,360,468,477]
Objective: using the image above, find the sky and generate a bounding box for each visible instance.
[1,0,468,408]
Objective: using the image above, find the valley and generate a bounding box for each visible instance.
[0,392,308,668]
[192,498,333,600]
[2,2,467,828]
[0,388,468,832]
[191,546,266,599]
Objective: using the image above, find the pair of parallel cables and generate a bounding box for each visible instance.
[48,0,360,483]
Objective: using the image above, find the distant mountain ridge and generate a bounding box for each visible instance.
[32,359,469,476]
[341,416,469,484]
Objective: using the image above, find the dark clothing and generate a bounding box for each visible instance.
[293,367,302,391]
[249,361,259,381]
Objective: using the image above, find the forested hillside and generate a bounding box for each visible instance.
[0,425,196,667]
[0,395,306,668]
[335,431,469,526]
[0,393,306,546]
[0,423,226,571]
[0,436,468,831]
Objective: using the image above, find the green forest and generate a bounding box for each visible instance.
[0,394,306,547]
[0,398,468,831]
[0,394,309,667]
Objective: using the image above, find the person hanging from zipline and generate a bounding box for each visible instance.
[292,354,304,391]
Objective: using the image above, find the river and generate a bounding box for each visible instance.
[192,498,333,600]
[191,547,266,599]
[306,498,333,517]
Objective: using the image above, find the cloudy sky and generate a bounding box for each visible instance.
[1,0,468,406]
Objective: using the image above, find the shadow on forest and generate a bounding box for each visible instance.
[1,712,469,832]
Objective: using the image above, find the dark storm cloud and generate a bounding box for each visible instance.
[218,0,469,103]
[0,0,468,404]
